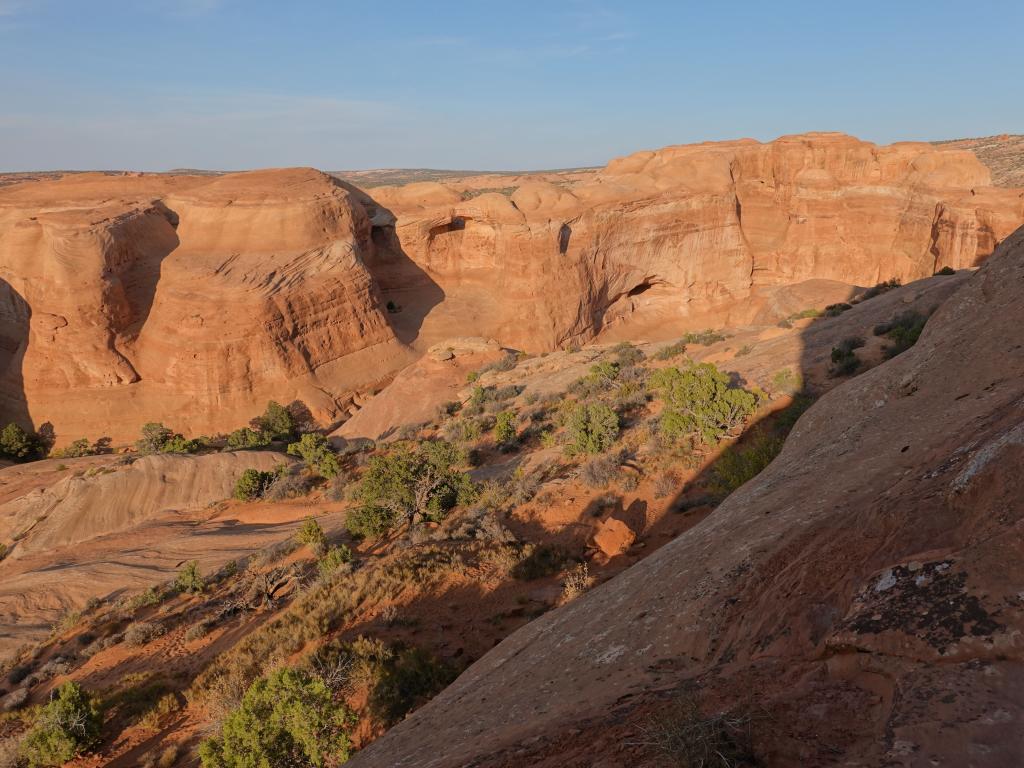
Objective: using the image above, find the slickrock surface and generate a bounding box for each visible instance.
[0,451,310,649]
[351,227,1024,767]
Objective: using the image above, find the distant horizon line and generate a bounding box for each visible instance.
[1,131,1020,177]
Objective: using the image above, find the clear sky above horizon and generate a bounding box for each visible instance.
[1,0,1021,172]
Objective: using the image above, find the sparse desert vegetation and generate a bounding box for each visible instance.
[0,95,1016,768]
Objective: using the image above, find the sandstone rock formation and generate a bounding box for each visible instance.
[1,134,1022,446]
[936,134,1024,187]
[0,169,412,444]
[350,227,1024,767]
[369,133,1024,351]
[0,451,293,556]
[0,450,309,648]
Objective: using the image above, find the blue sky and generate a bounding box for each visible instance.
[1,0,1021,171]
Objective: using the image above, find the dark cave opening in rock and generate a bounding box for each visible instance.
[627,279,660,297]
[429,217,468,238]
[558,223,571,254]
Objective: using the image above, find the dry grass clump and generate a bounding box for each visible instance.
[478,544,525,578]
[184,619,214,643]
[0,736,22,768]
[635,696,756,767]
[140,743,180,768]
[123,622,165,647]
[579,453,621,488]
[561,563,593,602]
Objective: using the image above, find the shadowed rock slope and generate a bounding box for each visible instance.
[352,227,1024,767]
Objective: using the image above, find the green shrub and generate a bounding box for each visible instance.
[226,427,271,450]
[860,277,901,301]
[318,545,352,577]
[468,385,489,408]
[875,309,928,358]
[233,468,276,501]
[493,411,518,447]
[570,361,621,397]
[649,363,758,446]
[654,340,687,361]
[286,433,340,478]
[296,517,327,553]
[128,586,163,611]
[135,422,200,454]
[829,336,865,376]
[175,561,204,594]
[345,505,397,540]
[0,423,44,462]
[824,302,852,317]
[682,329,727,346]
[565,402,619,455]
[255,401,296,441]
[198,667,355,768]
[935,265,956,276]
[513,544,569,580]
[614,379,648,412]
[136,422,173,454]
[612,341,645,366]
[369,648,456,727]
[162,434,201,453]
[18,681,101,767]
[50,438,96,459]
[349,440,476,538]
[710,431,785,496]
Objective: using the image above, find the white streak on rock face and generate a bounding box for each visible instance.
[874,569,897,592]
[951,421,1024,492]
[594,645,626,664]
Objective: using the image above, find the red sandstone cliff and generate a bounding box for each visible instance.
[1,134,1022,444]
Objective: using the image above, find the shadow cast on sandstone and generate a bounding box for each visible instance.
[0,277,32,428]
[337,180,446,349]
[347,230,1024,768]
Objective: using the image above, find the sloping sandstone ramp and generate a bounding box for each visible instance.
[352,228,1024,766]
[0,451,292,555]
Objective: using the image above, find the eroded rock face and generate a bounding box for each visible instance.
[350,227,1024,767]
[1,135,1022,444]
[0,169,412,443]
[371,133,1024,349]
